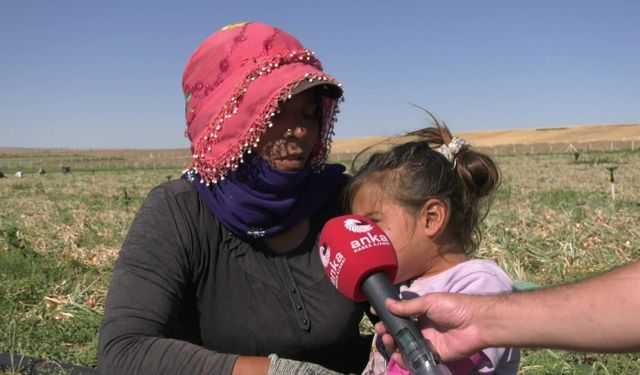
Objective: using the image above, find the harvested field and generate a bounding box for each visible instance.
[1,124,639,374]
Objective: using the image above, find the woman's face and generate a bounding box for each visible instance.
[257,89,320,171]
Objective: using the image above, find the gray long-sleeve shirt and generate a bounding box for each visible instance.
[98,179,370,374]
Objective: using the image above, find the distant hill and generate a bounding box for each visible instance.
[331,123,640,154]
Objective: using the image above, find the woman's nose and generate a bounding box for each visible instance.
[284,126,308,139]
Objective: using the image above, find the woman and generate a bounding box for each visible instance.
[98,22,370,375]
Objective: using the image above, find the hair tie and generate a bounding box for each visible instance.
[435,137,468,163]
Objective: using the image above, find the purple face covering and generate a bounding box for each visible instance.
[184,154,348,239]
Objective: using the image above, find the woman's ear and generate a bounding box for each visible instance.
[420,198,449,238]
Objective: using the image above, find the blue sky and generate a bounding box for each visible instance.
[1,1,638,149]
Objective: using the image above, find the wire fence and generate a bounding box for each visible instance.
[479,140,637,156]
[329,140,638,163]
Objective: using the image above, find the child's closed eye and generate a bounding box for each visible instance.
[365,216,381,224]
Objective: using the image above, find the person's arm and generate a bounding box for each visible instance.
[98,185,241,374]
[377,261,640,362]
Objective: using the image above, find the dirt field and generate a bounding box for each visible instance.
[331,123,640,153]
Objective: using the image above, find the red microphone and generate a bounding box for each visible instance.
[318,214,398,301]
[319,215,449,375]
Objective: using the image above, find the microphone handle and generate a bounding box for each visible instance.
[361,272,447,375]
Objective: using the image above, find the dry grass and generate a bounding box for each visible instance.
[479,152,640,286]
[1,148,639,373]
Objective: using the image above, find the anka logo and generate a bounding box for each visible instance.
[350,231,391,253]
[327,251,346,288]
[344,218,373,233]
[343,217,390,253]
[319,243,331,268]
[320,243,346,288]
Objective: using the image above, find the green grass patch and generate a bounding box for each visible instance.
[519,349,640,374]
[529,188,598,208]
[0,223,104,368]
[0,246,105,366]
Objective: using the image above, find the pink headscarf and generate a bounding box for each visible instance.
[182,22,343,184]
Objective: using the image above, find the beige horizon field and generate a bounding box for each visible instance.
[330,123,640,154]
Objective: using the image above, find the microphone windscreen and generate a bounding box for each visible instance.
[318,214,398,301]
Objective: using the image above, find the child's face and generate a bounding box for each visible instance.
[351,185,437,283]
[256,89,320,171]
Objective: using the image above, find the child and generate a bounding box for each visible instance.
[346,115,520,375]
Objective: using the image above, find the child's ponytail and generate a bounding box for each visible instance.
[455,146,501,199]
[408,111,501,200]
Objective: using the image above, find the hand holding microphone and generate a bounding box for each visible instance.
[318,214,451,375]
